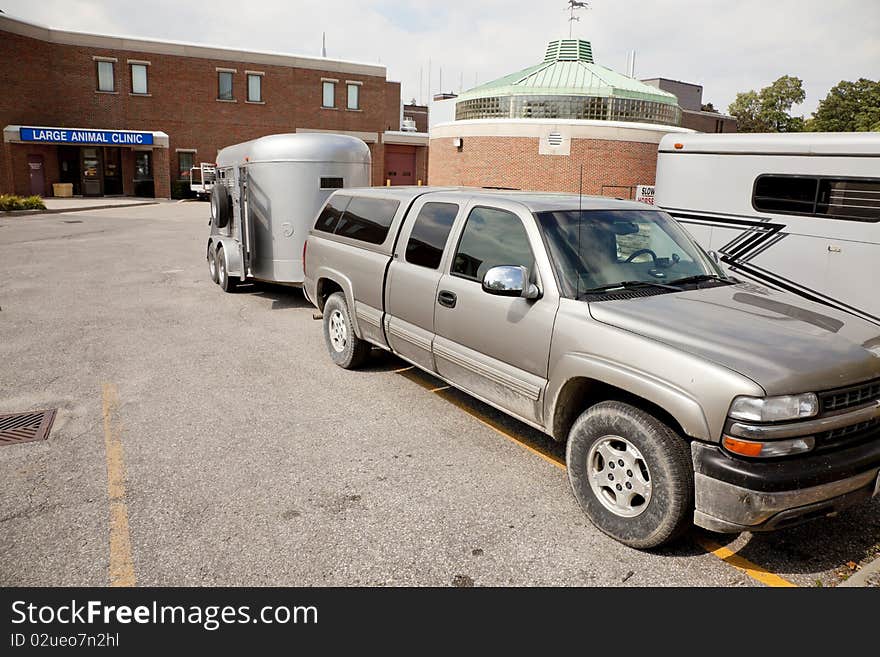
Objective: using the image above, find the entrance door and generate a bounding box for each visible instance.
[27,155,45,197]
[133,151,154,197]
[58,146,81,195]
[385,145,416,185]
[81,147,103,196]
[103,148,122,195]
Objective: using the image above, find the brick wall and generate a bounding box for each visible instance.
[0,26,399,197]
[427,136,659,194]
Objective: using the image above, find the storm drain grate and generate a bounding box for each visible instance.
[0,409,57,446]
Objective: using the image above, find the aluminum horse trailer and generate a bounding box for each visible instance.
[207,133,372,292]
[655,132,880,324]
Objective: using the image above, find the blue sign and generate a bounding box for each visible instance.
[19,127,154,146]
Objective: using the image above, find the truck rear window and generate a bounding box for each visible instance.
[314,195,351,233]
[334,197,401,244]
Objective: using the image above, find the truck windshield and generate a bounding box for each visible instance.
[535,209,719,298]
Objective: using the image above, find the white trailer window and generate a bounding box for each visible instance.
[754,175,880,222]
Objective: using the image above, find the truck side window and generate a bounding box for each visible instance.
[314,195,351,233]
[405,202,459,270]
[335,197,401,244]
[451,206,533,282]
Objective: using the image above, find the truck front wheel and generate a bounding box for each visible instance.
[323,292,371,369]
[566,401,693,549]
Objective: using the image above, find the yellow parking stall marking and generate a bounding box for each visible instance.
[394,365,797,587]
[102,383,136,587]
[694,536,796,587]
[393,365,415,373]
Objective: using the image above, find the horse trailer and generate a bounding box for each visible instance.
[207,133,372,292]
[655,132,880,324]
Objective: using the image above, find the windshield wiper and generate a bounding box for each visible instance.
[580,280,683,295]
[665,274,734,286]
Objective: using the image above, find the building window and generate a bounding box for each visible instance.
[247,73,262,102]
[322,81,335,108]
[218,71,234,100]
[178,151,195,180]
[131,64,148,94]
[96,61,115,92]
[347,83,360,110]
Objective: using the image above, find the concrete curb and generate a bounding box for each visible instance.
[1,201,159,217]
[838,553,880,587]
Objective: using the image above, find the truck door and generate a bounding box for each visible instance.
[385,199,462,372]
[432,204,558,426]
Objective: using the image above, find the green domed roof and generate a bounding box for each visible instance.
[457,39,678,106]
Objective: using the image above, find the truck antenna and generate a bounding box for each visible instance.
[577,163,584,299]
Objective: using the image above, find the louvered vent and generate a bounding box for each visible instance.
[548,132,563,147]
[544,39,594,63]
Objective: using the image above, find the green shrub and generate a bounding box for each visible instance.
[0,194,46,211]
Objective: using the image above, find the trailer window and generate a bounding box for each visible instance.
[753,175,880,222]
[335,197,400,244]
[405,203,459,270]
[320,177,344,189]
[314,195,351,234]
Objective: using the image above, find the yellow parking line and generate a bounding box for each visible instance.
[694,536,796,587]
[102,383,136,587]
[395,367,796,587]
[393,365,415,373]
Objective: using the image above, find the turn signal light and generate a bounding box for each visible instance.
[722,435,815,458]
[673,143,684,149]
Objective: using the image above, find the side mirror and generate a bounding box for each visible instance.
[482,265,541,299]
[707,250,720,264]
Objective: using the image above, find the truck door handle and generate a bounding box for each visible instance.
[437,290,457,308]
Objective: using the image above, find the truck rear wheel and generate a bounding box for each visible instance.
[566,401,693,549]
[323,292,371,369]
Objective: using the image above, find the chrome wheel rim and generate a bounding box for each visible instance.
[209,251,217,279]
[587,435,652,518]
[328,309,348,353]
[218,254,226,285]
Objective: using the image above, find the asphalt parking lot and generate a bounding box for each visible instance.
[1,201,878,587]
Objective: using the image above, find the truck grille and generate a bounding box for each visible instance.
[818,378,880,413]
[814,418,880,453]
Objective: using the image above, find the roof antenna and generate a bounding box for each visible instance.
[321,32,327,58]
[566,1,589,38]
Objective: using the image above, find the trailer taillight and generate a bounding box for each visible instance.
[302,239,308,276]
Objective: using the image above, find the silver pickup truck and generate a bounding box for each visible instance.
[303,187,880,549]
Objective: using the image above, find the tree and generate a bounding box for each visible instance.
[728,75,806,132]
[810,78,880,132]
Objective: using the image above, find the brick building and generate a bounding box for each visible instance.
[0,13,428,199]
[428,38,692,196]
[641,78,737,133]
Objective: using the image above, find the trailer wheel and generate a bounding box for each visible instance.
[215,246,237,293]
[566,401,693,550]
[207,243,219,283]
[211,184,231,229]
[323,292,370,369]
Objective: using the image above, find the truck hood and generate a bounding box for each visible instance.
[588,283,880,395]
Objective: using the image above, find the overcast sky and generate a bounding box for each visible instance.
[4,0,878,126]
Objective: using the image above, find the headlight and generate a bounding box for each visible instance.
[729,393,819,423]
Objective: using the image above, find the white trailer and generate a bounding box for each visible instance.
[655,132,880,324]
[207,133,372,292]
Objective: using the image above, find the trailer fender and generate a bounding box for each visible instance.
[214,238,243,279]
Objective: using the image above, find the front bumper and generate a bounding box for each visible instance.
[691,441,880,533]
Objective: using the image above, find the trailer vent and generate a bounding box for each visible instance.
[320,177,344,189]
[0,409,57,446]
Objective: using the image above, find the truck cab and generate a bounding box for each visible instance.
[304,187,880,549]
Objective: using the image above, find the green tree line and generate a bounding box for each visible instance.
[727,76,880,133]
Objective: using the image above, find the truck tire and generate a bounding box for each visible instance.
[323,292,371,369]
[566,401,693,549]
[211,184,231,229]
[207,242,219,283]
[215,245,237,293]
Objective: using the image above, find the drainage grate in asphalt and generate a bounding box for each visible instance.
[0,409,57,446]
